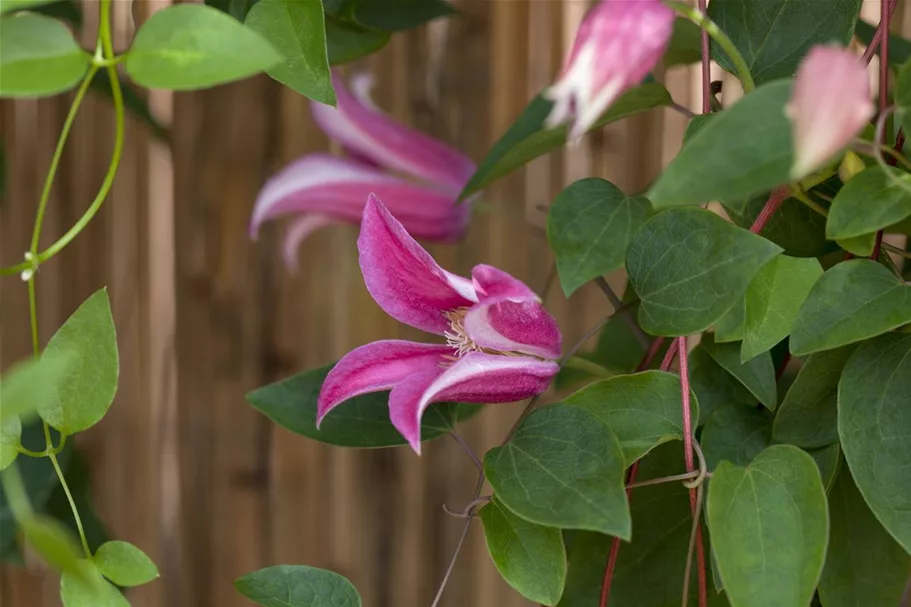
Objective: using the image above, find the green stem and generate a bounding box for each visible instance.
[789,187,829,217]
[664,0,756,93]
[48,446,91,558]
[27,278,40,357]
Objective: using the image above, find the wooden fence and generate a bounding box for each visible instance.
[0,1,900,605]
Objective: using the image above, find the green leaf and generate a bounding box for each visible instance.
[22,515,82,574]
[727,192,836,258]
[701,333,777,409]
[808,443,841,492]
[707,0,862,85]
[0,416,22,471]
[0,352,72,424]
[838,333,911,553]
[29,0,83,27]
[341,0,454,31]
[561,370,698,465]
[818,468,910,607]
[0,0,58,16]
[772,346,856,449]
[688,347,757,424]
[204,0,258,21]
[485,404,630,538]
[325,16,389,65]
[460,84,672,199]
[479,497,566,606]
[701,404,773,471]
[0,13,91,98]
[245,0,335,105]
[648,80,794,207]
[836,233,876,257]
[235,565,362,607]
[61,560,129,607]
[124,4,281,91]
[246,364,478,448]
[664,18,703,67]
[39,289,119,435]
[856,20,911,67]
[547,178,652,297]
[707,445,828,607]
[626,207,782,336]
[93,540,159,587]
[742,256,823,361]
[826,166,911,239]
[790,259,911,355]
[714,303,744,343]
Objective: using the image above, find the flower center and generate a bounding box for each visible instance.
[443,308,481,357]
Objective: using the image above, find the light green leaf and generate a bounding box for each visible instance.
[22,515,81,574]
[0,13,91,98]
[561,370,698,465]
[485,405,630,538]
[714,303,744,343]
[125,4,282,90]
[707,0,862,85]
[0,0,58,14]
[707,445,829,607]
[325,16,389,65]
[627,207,782,336]
[826,166,911,239]
[790,259,911,355]
[0,416,22,471]
[836,232,876,257]
[0,352,72,424]
[838,333,911,553]
[61,560,129,607]
[702,333,777,409]
[648,80,793,207]
[479,497,566,606]
[688,347,757,424]
[245,0,335,105]
[459,84,672,199]
[772,346,856,449]
[93,540,159,587]
[547,178,652,297]
[818,468,910,607]
[235,565,362,607]
[742,256,823,361]
[39,289,119,435]
[246,364,478,448]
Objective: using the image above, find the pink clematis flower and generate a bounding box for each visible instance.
[250,73,477,270]
[544,0,675,140]
[787,45,874,180]
[317,195,562,454]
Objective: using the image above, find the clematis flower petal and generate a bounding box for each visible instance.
[463,299,562,360]
[544,0,675,140]
[359,195,478,334]
[250,154,470,242]
[282,214,338,272]
[316,340,452,426]
[787,45,874,180]
[311,72,477,191]
[471,264,539,301]
[390,352,559,454]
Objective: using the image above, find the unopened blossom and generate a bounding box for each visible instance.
[787,45,874,180]
[317,195,562,454]
[250,72,476,270]
[544,0,675,140]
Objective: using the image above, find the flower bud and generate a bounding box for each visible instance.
[838,151,866,183]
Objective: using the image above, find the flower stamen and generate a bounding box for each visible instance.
[443,308,481,357]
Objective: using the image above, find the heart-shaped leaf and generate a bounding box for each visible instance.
[61,560,129,607]
[93,540,159,587]
[235,565,362,607]
[701,333,777,409]
[0,13,91,97]
[688,347,758,424]
[826,166,911,239]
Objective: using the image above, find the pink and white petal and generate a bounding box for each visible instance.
[359,195,477,334]
[316,340,451,426]
[388,365,447,454]
[471,264,539,301]
[282,214,338,272]
[463,300,563,360]
[311,73,476,191]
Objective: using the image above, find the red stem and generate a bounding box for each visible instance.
[862,0,900,65]
[872,0,896,260]
[637,337,666,372]
[749,187,789,234]
[697,0,711,114]
[775,352,792,381]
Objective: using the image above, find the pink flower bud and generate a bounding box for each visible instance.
[787,45,874,180]
[544,0,674,140]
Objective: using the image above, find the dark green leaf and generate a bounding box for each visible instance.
[714,303,744,343]
[561,370,698,465]
[246,364,478,448]
[772,346,856,449]
[485,405,630,538]
[22,515,81,574]
[30,0,82,27]
[125,4,282,90]
[94,541,159,587]
[204,0,258,21]
[89,70,169,142]
[838,333,911,553]
[245,0,335,105]
[856,20,911,67]
[0,0,58,15]
[826,166,911,239]
[818,468,910,607]
[663,18,703,67]
[0,13,91,98]
[727,192,836,258]
[648,81,794,207]
[707,445,828,607]
[325,16,389,65]
[707,0,862,85]
[808,443,841,491]
[61,560,129,607]
[479,497,566,606]
[235,565,362,607]
[790,259,911,355]
[688,347,757,424]
[701,404,773,471]
[460,84,672,199]
[342,0,454,31]
[702,333,777,409]
[40,289,119,435]
[547,178,652,297]
[742,256,823,362]
[626,207,782,336]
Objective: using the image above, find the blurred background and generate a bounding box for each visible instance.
[0,1,903,606]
